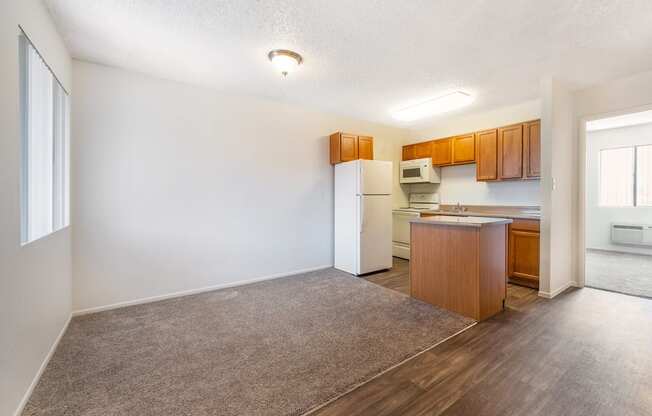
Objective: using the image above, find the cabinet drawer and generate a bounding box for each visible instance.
[510,219,540,232]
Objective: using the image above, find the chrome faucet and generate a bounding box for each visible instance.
[454,202,467,213]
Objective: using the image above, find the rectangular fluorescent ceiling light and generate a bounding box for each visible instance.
[392,91,473,122]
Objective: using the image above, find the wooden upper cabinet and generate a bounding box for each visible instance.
[358,136,374,160]
[330,132,373,164]
[524,120,541,178]
[339,134,358,162]
[432,138,453,166]
[402,144,416,161]
[498,124,523,179]
[476,129,498,181]
[452,134,475,164]
[403,119,540,181]
[414,141,433,159]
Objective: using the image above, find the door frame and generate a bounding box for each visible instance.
[576,102,652,288]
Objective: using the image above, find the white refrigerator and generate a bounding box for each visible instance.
[334,159,393,275]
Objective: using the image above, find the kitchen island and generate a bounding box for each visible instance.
[410,215,512,321]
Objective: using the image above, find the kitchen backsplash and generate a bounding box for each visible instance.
[402,164,541,206]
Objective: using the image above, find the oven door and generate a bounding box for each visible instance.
[400,165,426,183]
[392,210,419,259]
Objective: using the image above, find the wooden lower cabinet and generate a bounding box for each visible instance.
[507,219,540,289]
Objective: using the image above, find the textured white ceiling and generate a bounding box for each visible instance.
[45,0,652,127]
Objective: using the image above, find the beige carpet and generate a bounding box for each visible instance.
[586,249,652,298]
[23,268,474,416]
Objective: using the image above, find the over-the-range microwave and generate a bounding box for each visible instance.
[399,158,441,184]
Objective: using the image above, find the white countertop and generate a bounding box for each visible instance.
[410,215,513,228]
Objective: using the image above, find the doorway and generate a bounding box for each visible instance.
[583,110,652,298]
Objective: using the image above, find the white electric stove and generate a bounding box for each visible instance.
[392,193,439,259]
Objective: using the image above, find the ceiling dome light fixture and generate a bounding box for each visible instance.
[268,49,303,77]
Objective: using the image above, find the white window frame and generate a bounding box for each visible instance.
[636,144,652,207]
[19,29,70,245]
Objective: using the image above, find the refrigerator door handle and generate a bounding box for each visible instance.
[360,196,364,234]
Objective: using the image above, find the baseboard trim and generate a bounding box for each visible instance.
[72,264,333,316]
[538,281,579,299]
[14,314,71,416]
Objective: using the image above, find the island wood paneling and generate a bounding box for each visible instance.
[410,224,479,319]
[410,222,507,321]
[479,224,507,319]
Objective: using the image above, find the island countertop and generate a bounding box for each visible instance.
[410,215,513,227]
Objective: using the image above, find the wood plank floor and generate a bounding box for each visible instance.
[313,258,652,416]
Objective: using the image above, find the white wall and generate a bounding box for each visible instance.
[539,79,577,297]
[71,61,409,312]
[406,100,541,206]
[0,2,72,416]
[586,123,652,255]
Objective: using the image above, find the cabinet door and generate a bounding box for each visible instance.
[509,229,540,282]
[432,138,452,166]
[452,134,475,164]
[402,145,416,161]
[476,129,498,181]
[340,134,358,162]
[414,141,433,159]
[524,120,540,178]
[358,136,374,160]
[498,124,523,179]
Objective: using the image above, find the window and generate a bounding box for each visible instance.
[599,145,652,207]
[599,147,634,206]
[19,32,70,244]
[637,145,652,206]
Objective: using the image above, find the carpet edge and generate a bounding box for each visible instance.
[297,320,478,416]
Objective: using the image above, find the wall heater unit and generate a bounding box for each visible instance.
[611,223,652,246]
